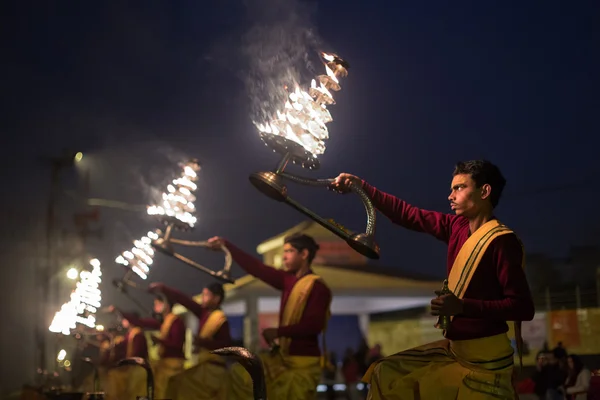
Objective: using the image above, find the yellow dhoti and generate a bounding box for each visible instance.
[166,358,228,400]
[228,352,321,400]
[104,367,128,400]
[363,333,516,400]
[153,358,185,400]
[103,365,147,400]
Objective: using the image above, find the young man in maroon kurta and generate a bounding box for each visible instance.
[104,310,149,400]
[149,282,232,400]
[119,311,149,359]
[207,233,332,400]
[110,295,186,400]
[333,160,535,399]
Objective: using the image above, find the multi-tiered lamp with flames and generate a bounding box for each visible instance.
[113,160,232,304]
[49,258,103,335]
[250,53,379,259]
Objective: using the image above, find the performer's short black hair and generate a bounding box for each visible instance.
[206,282,225,305]
[284,233,320,263]
[155,293,174,309]
[453,160,506,208]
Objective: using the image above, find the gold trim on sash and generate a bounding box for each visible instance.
[448,219,513,307]
[199,309,227,339]
[445,218,526,368]
[158,313,178,358]
[195,309,228,365]
[110,336,125,362]
[279,274,330,356]
[126,327,143,357]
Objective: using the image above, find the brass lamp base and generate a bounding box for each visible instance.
[347,233,380,260]
[249,171,287,202]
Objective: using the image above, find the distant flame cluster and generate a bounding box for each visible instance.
[115,231,159,280]
[147,160,200,228]
[256,53,348,156]
[49,259,103,335]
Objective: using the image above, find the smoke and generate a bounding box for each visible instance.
[239,0,323,125]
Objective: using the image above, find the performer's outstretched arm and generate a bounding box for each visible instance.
[195,321,233,350]
[119,310,162,330]
[153,283,206,319]
[225,240,287,290]
[461,234,535,321]
[277,282,332,337]
[361,181,456,243]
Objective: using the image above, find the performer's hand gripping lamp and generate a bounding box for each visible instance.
[249,54,379,259]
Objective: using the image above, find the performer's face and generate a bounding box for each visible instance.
[282,243,307,272]
[153,299,165,314]
[448,174,491,217]
[201,288,220,308]
[121,318,130,329]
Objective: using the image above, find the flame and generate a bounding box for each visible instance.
[49,259,103,335]
[325,65,339,84]
[115,231,157,280]
[255,53,347,156]
[147,160,199,228]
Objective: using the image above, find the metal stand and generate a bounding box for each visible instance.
[116,358,155,400]
[249,137,379,259]
[212,347,266,400]
[151,222,234,283]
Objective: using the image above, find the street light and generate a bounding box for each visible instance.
[66,268,78,280]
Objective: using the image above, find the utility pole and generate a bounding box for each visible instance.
[38,150,81,375]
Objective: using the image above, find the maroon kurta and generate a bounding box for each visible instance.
[111,336,127,365]
[126,329,149,359]
[362,181,535,340]
[226,241,332,357]
[121,311,186,359]
[159,285,232,351]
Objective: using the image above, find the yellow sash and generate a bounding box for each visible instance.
[446,218,525,367]
[196,309,228,365]
[199,309,227,339]
[158,313,178,358]
[279,274,331,359]
[448,219,514,304]
[110,336,125,362]
[126,327,143,357]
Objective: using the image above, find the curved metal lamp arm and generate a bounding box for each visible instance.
[211,347,266,400]
[116,358,154,400]
[152,228,234,283]
[278,173,376,237]
[250,166,379,260]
